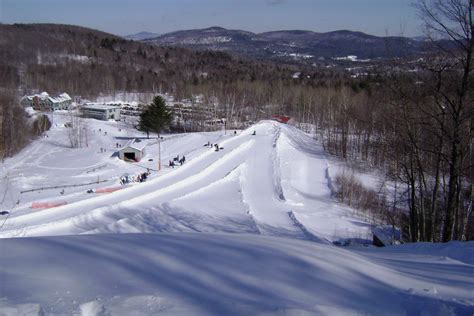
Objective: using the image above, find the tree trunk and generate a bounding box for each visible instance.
[443,136,461,242]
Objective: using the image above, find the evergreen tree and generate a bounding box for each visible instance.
[138,96,172,138]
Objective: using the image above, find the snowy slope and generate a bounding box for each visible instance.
[0,117,371,242]
[1,114,473,315]
[0,233,473,315]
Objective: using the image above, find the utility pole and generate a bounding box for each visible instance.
[158,138,161,171]
[84,127,88,147]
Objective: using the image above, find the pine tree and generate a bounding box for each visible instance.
[138,95,172,139]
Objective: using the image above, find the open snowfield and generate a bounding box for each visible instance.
[0,113,371,241]
[0,112,473,315]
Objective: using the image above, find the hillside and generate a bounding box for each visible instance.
[143,26,429,62]
[0,23,296,99]
[0,117,369,241]
[0,23,353,160]
[0,113,472,314]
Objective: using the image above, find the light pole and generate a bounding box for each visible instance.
[158,137,161,171]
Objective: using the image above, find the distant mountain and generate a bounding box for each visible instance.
[147,26,254,45]
[144,27,430,62]
[125,31,160,41]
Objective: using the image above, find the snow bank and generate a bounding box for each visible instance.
[0,233,472,315]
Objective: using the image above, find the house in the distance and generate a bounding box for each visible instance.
[21,92,72,111]
[81,104,121,121]
[49,93,73,110]
[21,92,49,109]
[118,139,147,162]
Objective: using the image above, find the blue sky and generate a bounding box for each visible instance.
[0,0,422,37]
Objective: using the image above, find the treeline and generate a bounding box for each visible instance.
[299,0,473,242]
[303,62,472,242]
[0,90,51,159]
[0,23,344,99]
[0,23,349,155]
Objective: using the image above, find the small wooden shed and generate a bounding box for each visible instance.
[372,225,401,247]
[118,139,147,162]
[271,115,292,124]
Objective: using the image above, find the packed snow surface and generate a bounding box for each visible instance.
[0,234,473,315]
[0,115,371,242]
[0,113,473,315]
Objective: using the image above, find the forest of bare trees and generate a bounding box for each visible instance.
[302,0,473,242]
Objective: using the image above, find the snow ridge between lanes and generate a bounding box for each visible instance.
[1,138,255,237]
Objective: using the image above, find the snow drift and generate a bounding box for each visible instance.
[0,233,472,315]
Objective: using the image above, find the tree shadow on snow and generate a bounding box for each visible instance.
[2,235,473,315]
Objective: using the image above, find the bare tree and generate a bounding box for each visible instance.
[67,111,87,148]
[416,0,473,242]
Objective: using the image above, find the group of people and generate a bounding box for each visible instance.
[169,155,186,168]
[119,171,150,185]
[204,141,223,152]
[137,172,148,182]
[202,130,255,152]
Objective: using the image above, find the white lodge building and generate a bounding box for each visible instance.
[81,104,121,121]
[21,92,72,111]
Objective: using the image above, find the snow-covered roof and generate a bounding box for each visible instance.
[22,92,49,101]
[121,139,147,152]
[22,92,71,104]
[48,93,72,104]
[82,104,120,111]
[105,101,140,107]
[57,92,71,101]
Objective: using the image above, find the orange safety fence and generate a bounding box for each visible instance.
[95,186,123,194]
[31,201,68,209]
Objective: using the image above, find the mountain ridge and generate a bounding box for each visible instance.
[124,31,160,41]
[140,26,429,61]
